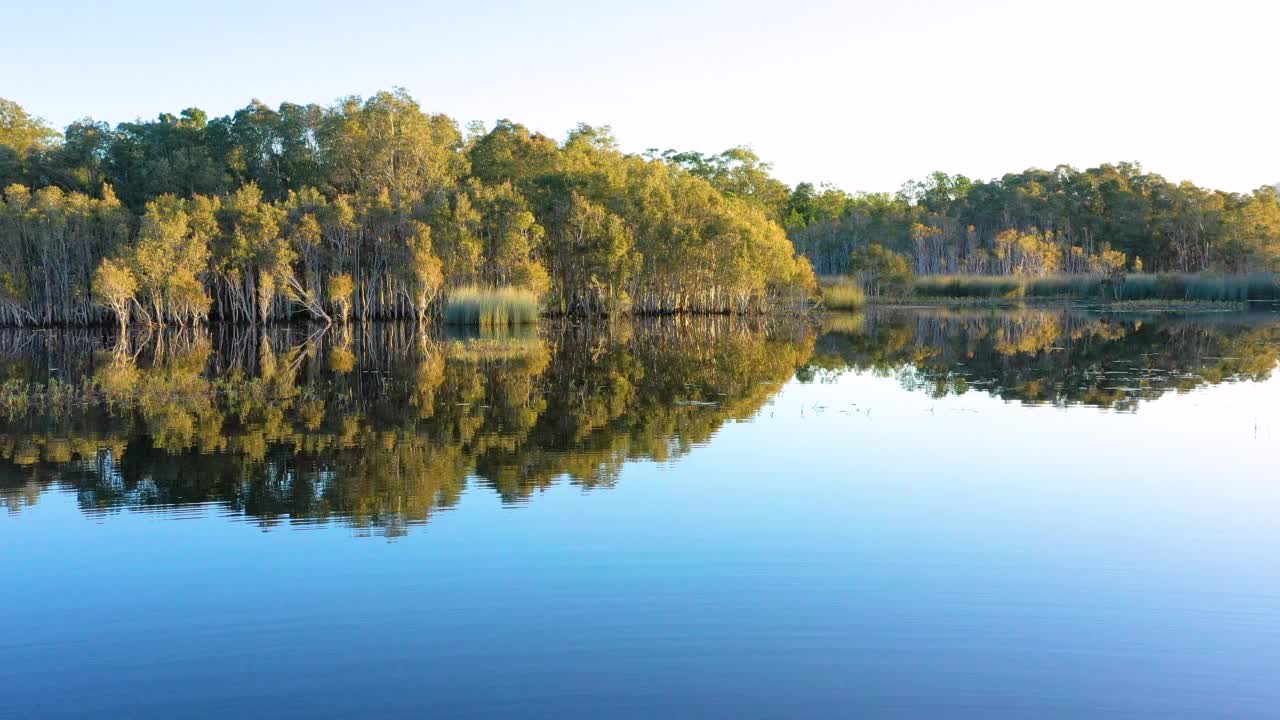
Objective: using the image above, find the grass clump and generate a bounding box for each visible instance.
[1179,273,1280,301]
[1115,273,1280,301]
[818,277,866,310]
[1024,275,1104,297]
[909,272,1280,302]
[444,286,540,327]
[913,275,1026,298]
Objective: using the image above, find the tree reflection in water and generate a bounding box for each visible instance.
[0,319,813,533]
[1,308,1277,533]
[806,308,1280,409]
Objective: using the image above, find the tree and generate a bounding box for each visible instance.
[280,205,331,322]
[128,194,214,325]
[468,119,558,191]
[659,146,791,222]
[328,273,354,324]
[216,183,291,323]
[466,179,547,292]
[547,192,636,315]
[92,258,138,330]
[992,229,1063,276]
[1216,186,1280,272]
[320,89,465,201]
[848,244,913,296]
[403,221,443,324]
[0,99,59,186]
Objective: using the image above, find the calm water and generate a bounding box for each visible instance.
[2,309,1279,718]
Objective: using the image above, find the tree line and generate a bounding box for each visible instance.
[4,92,1277,327]
[784,166,1280,277]
[0,93,815,327]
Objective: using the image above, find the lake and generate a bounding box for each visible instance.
[2,308,1278,718]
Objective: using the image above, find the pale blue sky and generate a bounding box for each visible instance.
[7,0,1277,192]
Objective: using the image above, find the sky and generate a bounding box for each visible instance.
[7,0,1277,193]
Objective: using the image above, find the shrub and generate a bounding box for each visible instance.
[848,244,914,296]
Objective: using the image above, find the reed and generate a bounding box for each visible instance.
[818,277,866,310]
[1114,273,1280,301]
[444,286,541,327]
[1024,275,1105,297]
[1178,273,1280,301]
[913,275,1026,298]
[910,272,1280,302]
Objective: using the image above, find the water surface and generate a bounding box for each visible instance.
[3,309,1278,718]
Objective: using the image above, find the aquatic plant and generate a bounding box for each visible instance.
[908,273,1280,302]
[444,286,541,327]
[819,277,866,310]
[912,275,1027,298]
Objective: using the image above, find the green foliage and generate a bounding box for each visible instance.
[91,258,138,328]
[0,100,59,185]
[327,273,354,324]
[0,182,129,324]
[788,164,1280,278]
[18,88,1278,325]
[992,228,1064,276]
[0,94,816,326]
[5,90,1280,323]
[847,244,913,296]
[128,194,215,325]
[403,221,443,322]
[654,146,792,223]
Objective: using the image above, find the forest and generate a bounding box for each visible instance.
[0,93,814,327]
[2,92,1278,326]
[787,167,1280,279]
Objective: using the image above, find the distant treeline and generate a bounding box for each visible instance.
[2,92,1277,326]
[0,93,814,326]
[786,167,1280,277]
